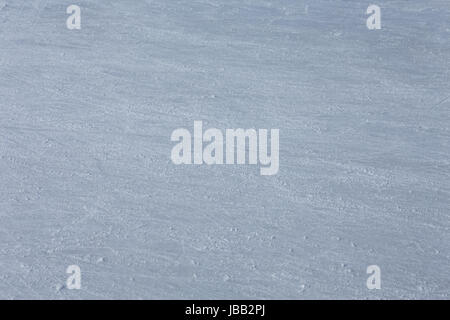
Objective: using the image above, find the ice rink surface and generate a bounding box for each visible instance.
[0,0,449,299]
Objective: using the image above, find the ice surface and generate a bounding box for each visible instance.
[0,0,449,299]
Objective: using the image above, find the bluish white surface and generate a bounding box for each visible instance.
[0,0,449,299]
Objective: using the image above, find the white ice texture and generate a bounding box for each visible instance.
[0,0,449,299]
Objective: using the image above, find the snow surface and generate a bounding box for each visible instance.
[0,0,449,299]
